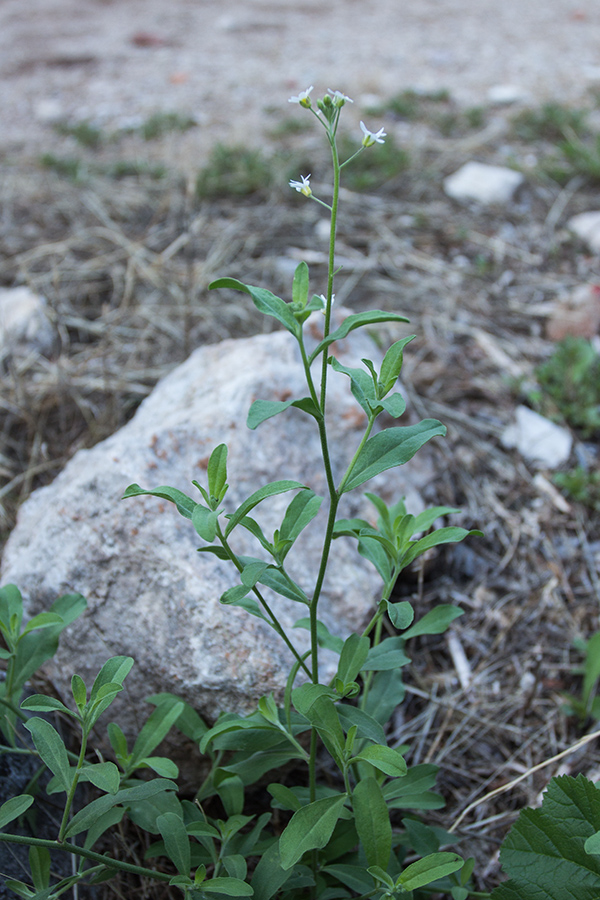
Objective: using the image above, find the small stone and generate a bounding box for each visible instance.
[546,283,600,341]
[444,162,524,205]
[0,287,55,361]
[34,98,63,123]
[314,219,331,241]
[568,211,600,252]
[501,405,572,468]
[487,84,528,105]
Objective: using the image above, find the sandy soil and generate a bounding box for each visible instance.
[3,0,600,162]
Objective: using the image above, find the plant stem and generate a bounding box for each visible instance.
[58,728,88,842]
[216,526,311,678]
[0,833,173,882]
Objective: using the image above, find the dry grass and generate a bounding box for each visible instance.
[1,111,600,894]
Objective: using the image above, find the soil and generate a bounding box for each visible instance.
[1,2,600,897]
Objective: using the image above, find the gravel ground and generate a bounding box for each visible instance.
[3,0,600,162]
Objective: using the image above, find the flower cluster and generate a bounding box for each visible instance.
[287,87,386,201]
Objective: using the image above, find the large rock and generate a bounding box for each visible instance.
[0,313,434,731]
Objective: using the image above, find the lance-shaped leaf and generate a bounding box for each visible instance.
[329,358,376,416]
[362,637,411,672]
[386,600,414,631]
[352,777,391,870]
[64,778,178,838]
[342,420,446,493]
[401,605,463,640]
[202,877,254,896]
[292,261,309,308]
[349,743,407,778]
[337,634,370,685]
[278,490,323,550]
[308,310,410,364]
[209,277,299,336]
[247,397,321,430]
[399,852,463,891]
[379,336,416,393]
[122,484,196,519]
[24,719,72,792]
[157,812,191,876]
[336,705,386,746]
[129,700,184,768]
[207,443,228,503]
[225,481,306,537]
[400,527,483,569]
[279,794,348,869]
[251,839,294,900]
[0,795,34,830]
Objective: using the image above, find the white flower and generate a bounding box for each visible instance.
[288,86,314,108]
[327,89,353,107]
[360,120,387,147]
[289,174,312,197]
[319,293,335,314]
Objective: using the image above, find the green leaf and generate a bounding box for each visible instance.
[83,807,125,851]
[208,444,228,502]
[107,722,128,760]
[362,637,411,672]
[401,527,483,569]
[71,674,87,713]
[582,632,600,712]
[308,310,410,364]
[247,397,321,430]
[293,617,343,653]
[292,261,309,308]
[379,336,415,391]
[20,695,75,717]
[401,605,464,640]
[585,830,600,855]
[20,612,64,638]
[267,783,302,812]
[279,491,323,549]
[336,705,386,746]
[80,761,120,794]
[214,770,245,816]
[412,506,461,534]
[64,779,178,838]
[349,744,407,777]
[209,277,299,336]
[0,794,35,829]
[252,840,293,900]
[0,583,23,635]
[29,846,51,893]
[257,568,309,605]
[342,421,446,493]
[279,794,348,869]
[352,777,391,869]
[24,718,72,792]
[379,393,406,418]
[323,864,374,894]
[365,669,406,724]
[192,505,219,543]
[130,700,184,767]
[337,634,370,685]
[399,852,463,890]
[139,756,179,778]
[490,774,600,900]
[202,877,254,896]
[122,484,196,519]
[225,481,306,537]
[386,600,414,630]
[220,586,267,621]
[157,812,191,876]
[329,358,376,416]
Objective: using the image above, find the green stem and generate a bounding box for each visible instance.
[58,727,88,842]
[337,414,376,495]
[0,833,173,882]
[216,526,311,678]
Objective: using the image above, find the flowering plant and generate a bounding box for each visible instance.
[0,88,484,899]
